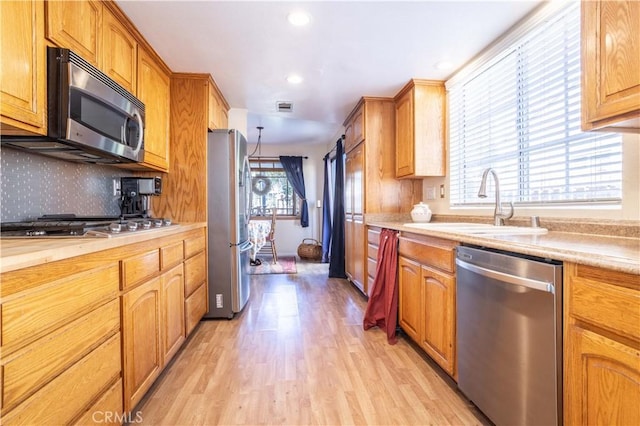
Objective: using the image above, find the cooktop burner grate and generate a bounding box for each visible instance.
[1,214,174,238]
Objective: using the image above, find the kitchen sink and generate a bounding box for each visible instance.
[403,222,548,235]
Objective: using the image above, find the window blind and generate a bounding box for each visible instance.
[448,1,622,207]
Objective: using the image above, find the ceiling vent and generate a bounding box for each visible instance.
[276,101,293,112]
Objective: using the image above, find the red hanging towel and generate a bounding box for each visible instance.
[363,228,399,344]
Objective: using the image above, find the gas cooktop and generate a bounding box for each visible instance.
[0,214,175,238]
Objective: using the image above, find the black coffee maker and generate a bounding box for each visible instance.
[120,177,162,218]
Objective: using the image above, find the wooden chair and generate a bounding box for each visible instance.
[262,208,278,263]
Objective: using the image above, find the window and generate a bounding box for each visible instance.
[249,159,299,217]
[448,1,622,207]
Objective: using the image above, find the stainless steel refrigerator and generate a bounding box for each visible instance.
[204,129,252,319]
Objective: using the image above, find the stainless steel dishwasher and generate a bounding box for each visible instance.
[456,245,563,426]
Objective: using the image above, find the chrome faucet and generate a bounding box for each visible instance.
[478,168,514,226]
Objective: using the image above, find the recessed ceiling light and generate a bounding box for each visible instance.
[435,61,454,71]
[286,74,303,84]
[287,11,311,27]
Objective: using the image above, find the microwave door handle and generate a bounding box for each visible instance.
[131,111,143,156]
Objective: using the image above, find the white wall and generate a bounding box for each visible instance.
[247,142,328,256]
[421,133,640,221]
[228,108,248,136]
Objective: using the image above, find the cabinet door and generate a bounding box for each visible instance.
[122,277,162,412]
[0,0,46,134]
[137,47,170,172]
[345,154,354,215]
[398,256,422,343]
[207,81,228,131]
[565,324,640,425]
[395,89,414,177]
[582,0,640,130]
[421,265,456,377]
[345,215,354,280]
[102,7,137,93]
[161,264,185,365]
[45,0,101,66]
[344,105,364,153]
[351,217,366,294]
[351,144,364,216]
[208,82,219,130]
[185,282,207,336]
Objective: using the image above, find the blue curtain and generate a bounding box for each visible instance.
[279,156,309,227]
[329,139,346,278]
[321,154,332,263]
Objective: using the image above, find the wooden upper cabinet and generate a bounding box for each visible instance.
[137,47,170,172]
[343,103,364,153]
[394,79,446,178]
[582,0,640,132]
[102,6,137,93]
[0,0,46,135]
[45,0,101,66]
[207,76,229,130]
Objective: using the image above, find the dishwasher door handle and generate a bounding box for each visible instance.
[456,258,555,294]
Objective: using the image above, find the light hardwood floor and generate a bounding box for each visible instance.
[134,259,487,425]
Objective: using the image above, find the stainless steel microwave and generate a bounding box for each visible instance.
[1,47,145,164]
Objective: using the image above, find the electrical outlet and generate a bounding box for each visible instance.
[440,184,445,198]
[425,186,436,200]
[112,179,121,197]
[216,294,223,308]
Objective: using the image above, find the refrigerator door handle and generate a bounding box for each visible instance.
[238,239,253,252]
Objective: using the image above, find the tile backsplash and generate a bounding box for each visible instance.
[1,147,129,222]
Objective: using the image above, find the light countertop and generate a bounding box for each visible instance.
[369,221,640,275]
[0,222,207,274]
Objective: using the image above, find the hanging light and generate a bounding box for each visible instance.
[249,126,264,158]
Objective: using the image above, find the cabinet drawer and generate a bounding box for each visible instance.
[1,334,121,425]
[567,264,640,341]
[1,264,119,354]
[121,249,160,289]
[72,378,123,426]
[367,227,381,245]
[184,233,206,259]
[1,299,120,412]
[185,282,207,335]
[368,258,377,280]
[184,250,206,298]
[368,243,378,261]
[161,242,184,270]
[398,233,457,273]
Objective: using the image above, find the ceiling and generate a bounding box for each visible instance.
[116,0,542,146]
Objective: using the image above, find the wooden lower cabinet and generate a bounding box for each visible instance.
[420,265,455,375]
[161,264,186,366]
[366,226,381,295]
[346,215,366,293]
[397,232,458,378]
[0,225,208,423]
[185,282,208,335]
[121,228,207,412]
[0,255,121,424]
[564,262,640,425]
[184,229,208,335]
[73,378,124,426]
[122,276,163,412]
[398,256,422,343]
